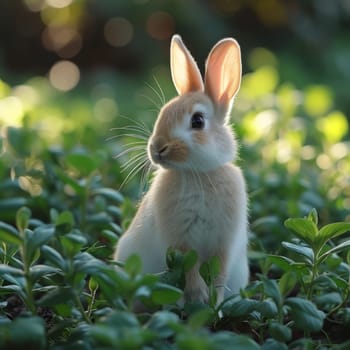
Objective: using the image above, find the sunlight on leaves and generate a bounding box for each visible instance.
[304,85,333,117]
[317,111,349,143]
[241,66,279,97]
[248,47,278,70]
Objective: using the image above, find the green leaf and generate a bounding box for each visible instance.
[30,226,55,249]
[100,229,119,245]
[183,250,198,272]
[3,316,47,349]
[106,205,122,219]
[319,240,350,262]
[0,264,24,277]
[41,245,67,270]
[281,241,314,263]
[92,187,124,203]
[151,283,183,304]
[60,231,87,257]
[260,275,282,307]
[285,297,325,332]
[25,226,55,266]
[16,207,32,233]
[0,221,22,245]
[88,276,99,293]
[54,211,75,233]
[212,333,260,350]
[101,310,140,328]
[146,311,179,339]
[124,254,142,277]
[317,222,350,249]
[0,198,27,212]
[37,286,75,307]
[278,271,298,297]
[262,338,288,350]
[66,152,99,175]
[328,274,349,290]
[284,218,318,245]
[314,292,342,309]
[307,208,318,226]
[267,255,294,271]
[176,333,212,350]
[188,308,215,330]
[30,264,60,282]
[223,297,258,318]
[256,299,279,318]
[268,321,292,342]
[166,247,184,269]
[200,256,220,285]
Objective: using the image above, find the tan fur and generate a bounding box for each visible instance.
[192,131,207,145]
[155,92,212,131]
[168,139,189,162]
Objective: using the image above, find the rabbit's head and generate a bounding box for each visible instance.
[148,35,241,172]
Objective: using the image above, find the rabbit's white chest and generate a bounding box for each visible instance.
[172,192,220,253]
[151,167,242,260]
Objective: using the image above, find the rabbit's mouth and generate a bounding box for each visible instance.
[149,151,177,169]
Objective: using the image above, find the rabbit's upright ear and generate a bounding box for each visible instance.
[170,35,204,96]
[204,38,241,116]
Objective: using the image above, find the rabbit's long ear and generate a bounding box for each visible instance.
[170,35,204,96]
[204,38,241,115]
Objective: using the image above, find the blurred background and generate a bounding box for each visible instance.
[0,0,349,250]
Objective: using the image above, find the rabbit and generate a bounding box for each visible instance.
[114,34,249,305]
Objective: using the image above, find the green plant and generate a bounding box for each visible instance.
[284,209,350,301]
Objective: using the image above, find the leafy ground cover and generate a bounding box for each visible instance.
[0,27,350,350]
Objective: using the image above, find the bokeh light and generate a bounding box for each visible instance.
[146,11,175,40]
[0,96,24,126]
[13,85,40,111]
[93,98,118,123]
[330,143,348,160]
[46,0,72,8]
[40,6,71,26]
[49,60,80,91]
[304,85,333,117]
[104,17,134,47]
[42,25,82,58]
[317,111,348,143]
[23,0,45,12]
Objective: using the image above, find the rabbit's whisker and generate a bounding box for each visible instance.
[113,133,149,141]
[114,146,147,160]
[140,91,162,111]
[121,153,148,173]
[117,115,152,134]
[118,157,149,191]
[139,162,152,194]
[152,75,166,106]
[146,79,166,107]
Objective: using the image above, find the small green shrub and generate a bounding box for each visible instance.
[0,203,350,349]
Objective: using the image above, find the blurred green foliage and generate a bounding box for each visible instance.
[0,0,350,348]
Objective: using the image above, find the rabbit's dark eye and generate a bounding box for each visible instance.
[191,112,205,129]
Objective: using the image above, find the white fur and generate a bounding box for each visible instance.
[114,34,248,305]
[115,165,248,302]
